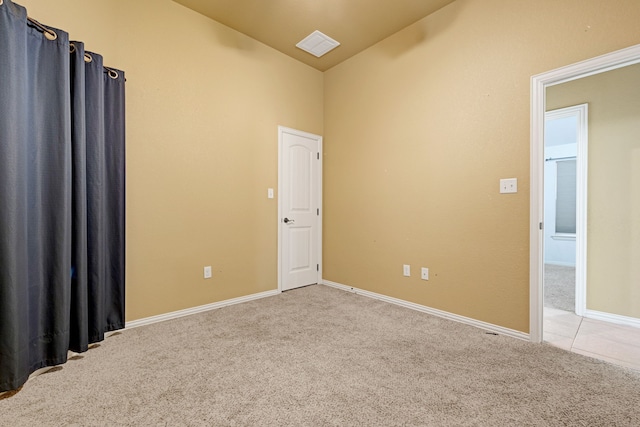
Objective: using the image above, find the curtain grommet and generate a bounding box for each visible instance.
[44,30,57,41]
[108,70,119,79]
[84,53,92,63]
[26,17,57,41]
[44,30,58,41]
[70,43,76,54]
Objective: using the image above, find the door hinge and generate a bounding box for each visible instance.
[317,264,319,272]
[317,152,320,160]
[539,222,543,230]
[317,208,319,215]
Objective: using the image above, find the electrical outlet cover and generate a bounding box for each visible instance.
[499,178,518,194]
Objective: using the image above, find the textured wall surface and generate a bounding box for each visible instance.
[20,0,324,320]
[17,0,640,330]
[323,0,640,332]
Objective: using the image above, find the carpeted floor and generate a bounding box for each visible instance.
[544,264,575,312]
[1,284,639,426]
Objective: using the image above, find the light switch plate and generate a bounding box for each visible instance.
[403,264,411,277]
[267,188,274,199]
[500,178,518,194]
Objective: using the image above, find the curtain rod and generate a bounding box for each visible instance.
[27,16,58,41]
[545,156,576,162]
[23,17,121,80]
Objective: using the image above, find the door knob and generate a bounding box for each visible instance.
[284,218,295,224]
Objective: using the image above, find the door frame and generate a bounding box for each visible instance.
[544,104,588,316]
[529,43,640,343]
[277,126,323,292]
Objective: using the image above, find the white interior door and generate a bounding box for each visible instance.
[278,126,322,292]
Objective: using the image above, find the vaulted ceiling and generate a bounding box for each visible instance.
[172,0,456,71]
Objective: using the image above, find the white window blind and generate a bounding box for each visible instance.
[555,159,577,234]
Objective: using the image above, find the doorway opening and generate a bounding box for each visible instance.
[542,104,588,349]
[530,43,640,343]
[543,104,587,320]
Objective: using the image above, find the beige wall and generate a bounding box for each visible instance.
[20,0,324,320]
[323,0,640,332]
[547,63,640,319]
[17,0,640,332]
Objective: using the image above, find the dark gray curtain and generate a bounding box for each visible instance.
[103,60,126,337]
[0,1,125,392]
[69,41,90,354]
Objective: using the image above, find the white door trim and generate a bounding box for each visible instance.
[530,43,640,343]
[545,104,588,316]
[277,126,323,292]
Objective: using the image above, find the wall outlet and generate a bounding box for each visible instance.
[499,178,518,194]
[204,266,212,279]
[421,267,429,281]
[403,264,411,277]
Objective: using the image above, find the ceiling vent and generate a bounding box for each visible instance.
[296,30,340,57]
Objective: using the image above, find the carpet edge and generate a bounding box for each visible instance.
[321,280,530,341]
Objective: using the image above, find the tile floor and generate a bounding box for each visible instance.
[544,307,640,371]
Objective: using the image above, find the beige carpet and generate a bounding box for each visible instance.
[544,264,575,312]
[1,285,639,426]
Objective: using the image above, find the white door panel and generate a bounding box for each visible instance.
[279,127,322,291]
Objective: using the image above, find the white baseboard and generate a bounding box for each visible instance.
[125,289,281,330]
[584,309,640,329]
[322,280,530,341]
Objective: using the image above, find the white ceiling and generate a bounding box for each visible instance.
[172,0,457,71]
